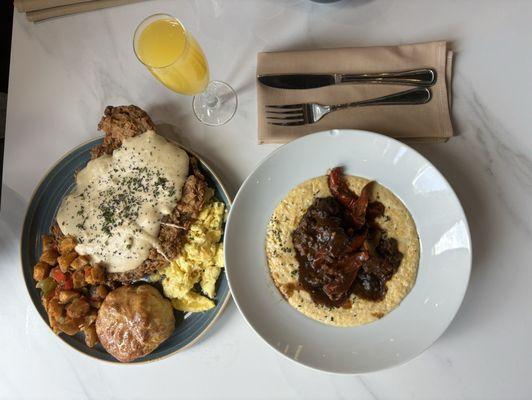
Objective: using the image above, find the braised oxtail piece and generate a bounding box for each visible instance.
[291,167,405,307]
[328,167,371,230]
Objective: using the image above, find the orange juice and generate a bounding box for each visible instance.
[136,18,209,95]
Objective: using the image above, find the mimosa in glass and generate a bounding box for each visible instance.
[134,14,237,125]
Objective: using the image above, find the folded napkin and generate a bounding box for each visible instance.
[14,0,143,22]
[257,41,453,144]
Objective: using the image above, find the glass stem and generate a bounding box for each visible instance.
[204,82,219,108]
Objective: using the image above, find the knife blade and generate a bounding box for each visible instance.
[258,69,436,89]
[258,74,336,89]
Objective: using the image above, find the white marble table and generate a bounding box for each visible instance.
[2,0,532,398]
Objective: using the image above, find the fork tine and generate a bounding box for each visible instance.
[266,115,304,121]
[265,109,303,115]
[265,104,304,110]
[265,102,308,126]
[268,121,305,126]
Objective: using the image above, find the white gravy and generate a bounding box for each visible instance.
[56,130,189,273]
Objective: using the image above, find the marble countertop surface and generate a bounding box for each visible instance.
[2,0,532,399]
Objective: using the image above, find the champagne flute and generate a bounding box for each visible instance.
[133,14,237,126]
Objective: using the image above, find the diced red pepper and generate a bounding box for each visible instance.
[50,267,73,290]
[63,277,73,290]
[50,267,67,283]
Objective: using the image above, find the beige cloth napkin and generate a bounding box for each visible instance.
[14,0,142,22]
[257,41,453,144]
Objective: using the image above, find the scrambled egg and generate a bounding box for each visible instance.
[162,199,225,312]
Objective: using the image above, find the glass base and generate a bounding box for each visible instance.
[192,80,237,126]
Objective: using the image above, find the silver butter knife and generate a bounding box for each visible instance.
[258,68,436,89]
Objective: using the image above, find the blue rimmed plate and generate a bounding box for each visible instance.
[21,136,231,363]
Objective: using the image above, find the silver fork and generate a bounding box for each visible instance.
[266,87,431,126]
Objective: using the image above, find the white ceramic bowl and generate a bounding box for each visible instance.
[224,130,471,374]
